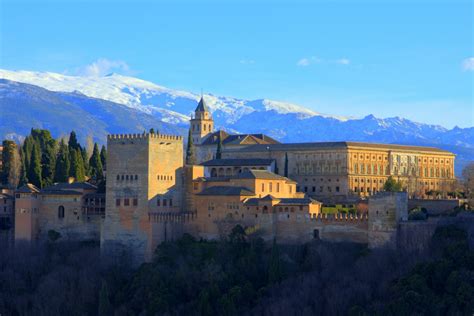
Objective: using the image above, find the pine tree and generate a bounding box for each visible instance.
[284,152,289,177]
[186,129,196,165]
[70,148,85,182]
[28,142,42,188]
[98,280,112,316]
[89,143,103,180]
[100,145,107,170]
[54,140,70,182]
[216,135,223,159]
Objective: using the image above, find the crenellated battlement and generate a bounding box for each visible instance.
[309,212,368,222]
[148,211,196,223]
[107,132,183,142]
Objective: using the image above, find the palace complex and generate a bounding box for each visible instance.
[10,97,457,264]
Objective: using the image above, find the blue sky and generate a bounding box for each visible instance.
[1,0,473,128]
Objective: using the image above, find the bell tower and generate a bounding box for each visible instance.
[190,96,214,145]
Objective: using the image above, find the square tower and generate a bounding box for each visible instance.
[101,132,184,264]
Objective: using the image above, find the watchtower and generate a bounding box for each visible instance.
[101,132,184,264]
[190,96,214,145]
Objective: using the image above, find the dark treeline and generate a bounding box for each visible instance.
[0,224,472,316]
[1,129,107,189]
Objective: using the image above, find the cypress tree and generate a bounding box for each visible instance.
[215,135,222,159]
[81,147,90,177]
[268,239,283,284]
[1,140,15,185]
[89,143,103,180]
[28,142,42,188]
[100,145,107,170]
[54,140,70,182]
[68,131,80,151]
[149,128,155,134]
[19,148,28,186]
[70,148,85,182]
[284,152,289,177]
[186,129,196,165]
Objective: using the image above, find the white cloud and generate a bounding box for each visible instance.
[335,58,350,65]
[297,56,350,67]
[240,59,255,65]
[297,56,322,67]
[78,58,130,77]
[462,57,474,71]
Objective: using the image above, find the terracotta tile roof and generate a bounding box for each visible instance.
[197,186,255,196]
[201,158,274,167]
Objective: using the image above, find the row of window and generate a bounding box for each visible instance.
[157,198,173,207]
[192,123,212,132]
[157,175,173,181]
[302,178,340,183]
[298,186,340,193]
[260,182,285,193]
[116,174,138,181]
[294,164,343,176]
[116,198,138,206]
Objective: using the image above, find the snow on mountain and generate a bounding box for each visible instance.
[0,69,340,126]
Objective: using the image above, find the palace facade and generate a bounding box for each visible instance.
[11,96,456,264]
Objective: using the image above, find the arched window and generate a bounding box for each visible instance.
[211,168,217,177]
[58,206,65,219]
[208,124,211,131]
[204,125,206,131]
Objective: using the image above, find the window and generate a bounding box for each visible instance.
[116,175,120,181]
[163,199,167,206]
[157,199,160,206]
[124,198,130,206]
[276,183,280,192]
[312,186,316,192]
[269,182,273,192]
[116,199,120,206]
[58,205,65,219]
[133,198,138,206]
[135,175,138,180]
[169,199,173,206]
[261,183,265,192]
[336,186,340,193]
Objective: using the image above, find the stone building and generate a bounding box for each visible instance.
[101,132,185,264]
[14,182,103,242]
[190,97,455,201]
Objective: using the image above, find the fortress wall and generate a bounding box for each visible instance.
[37,196,101,241]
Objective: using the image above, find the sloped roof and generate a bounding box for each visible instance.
[16,183,40,193]
[197,186,255,196]
[43,182,97,191]
[201,158,274,167]
[40,189,83,196]
[276,198,321,205]
[223,141,453,154]
[201,130,280,146]
[237,170,295,182]
[195,96,209,112]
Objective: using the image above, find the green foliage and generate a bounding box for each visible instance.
[47,229,62,242]
[408,208,428,220]
[186,128,196,165]
[284,152,289,177]
[100,145,107,170]
[70,148,86,182]
[386,225,474,315]
[68,131,81,151]
[122,228,289,315]
[1,140,16,185]
[383,176,403,192]
[89,143,103,180]
[54,139,70,183]
[28,142,42,188]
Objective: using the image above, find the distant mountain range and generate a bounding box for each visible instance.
[0,69,472,175]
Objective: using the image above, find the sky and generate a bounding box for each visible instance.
[1,0,473,128]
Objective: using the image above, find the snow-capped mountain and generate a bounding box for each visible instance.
[0,69,331,127]
[0,69,472,175]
